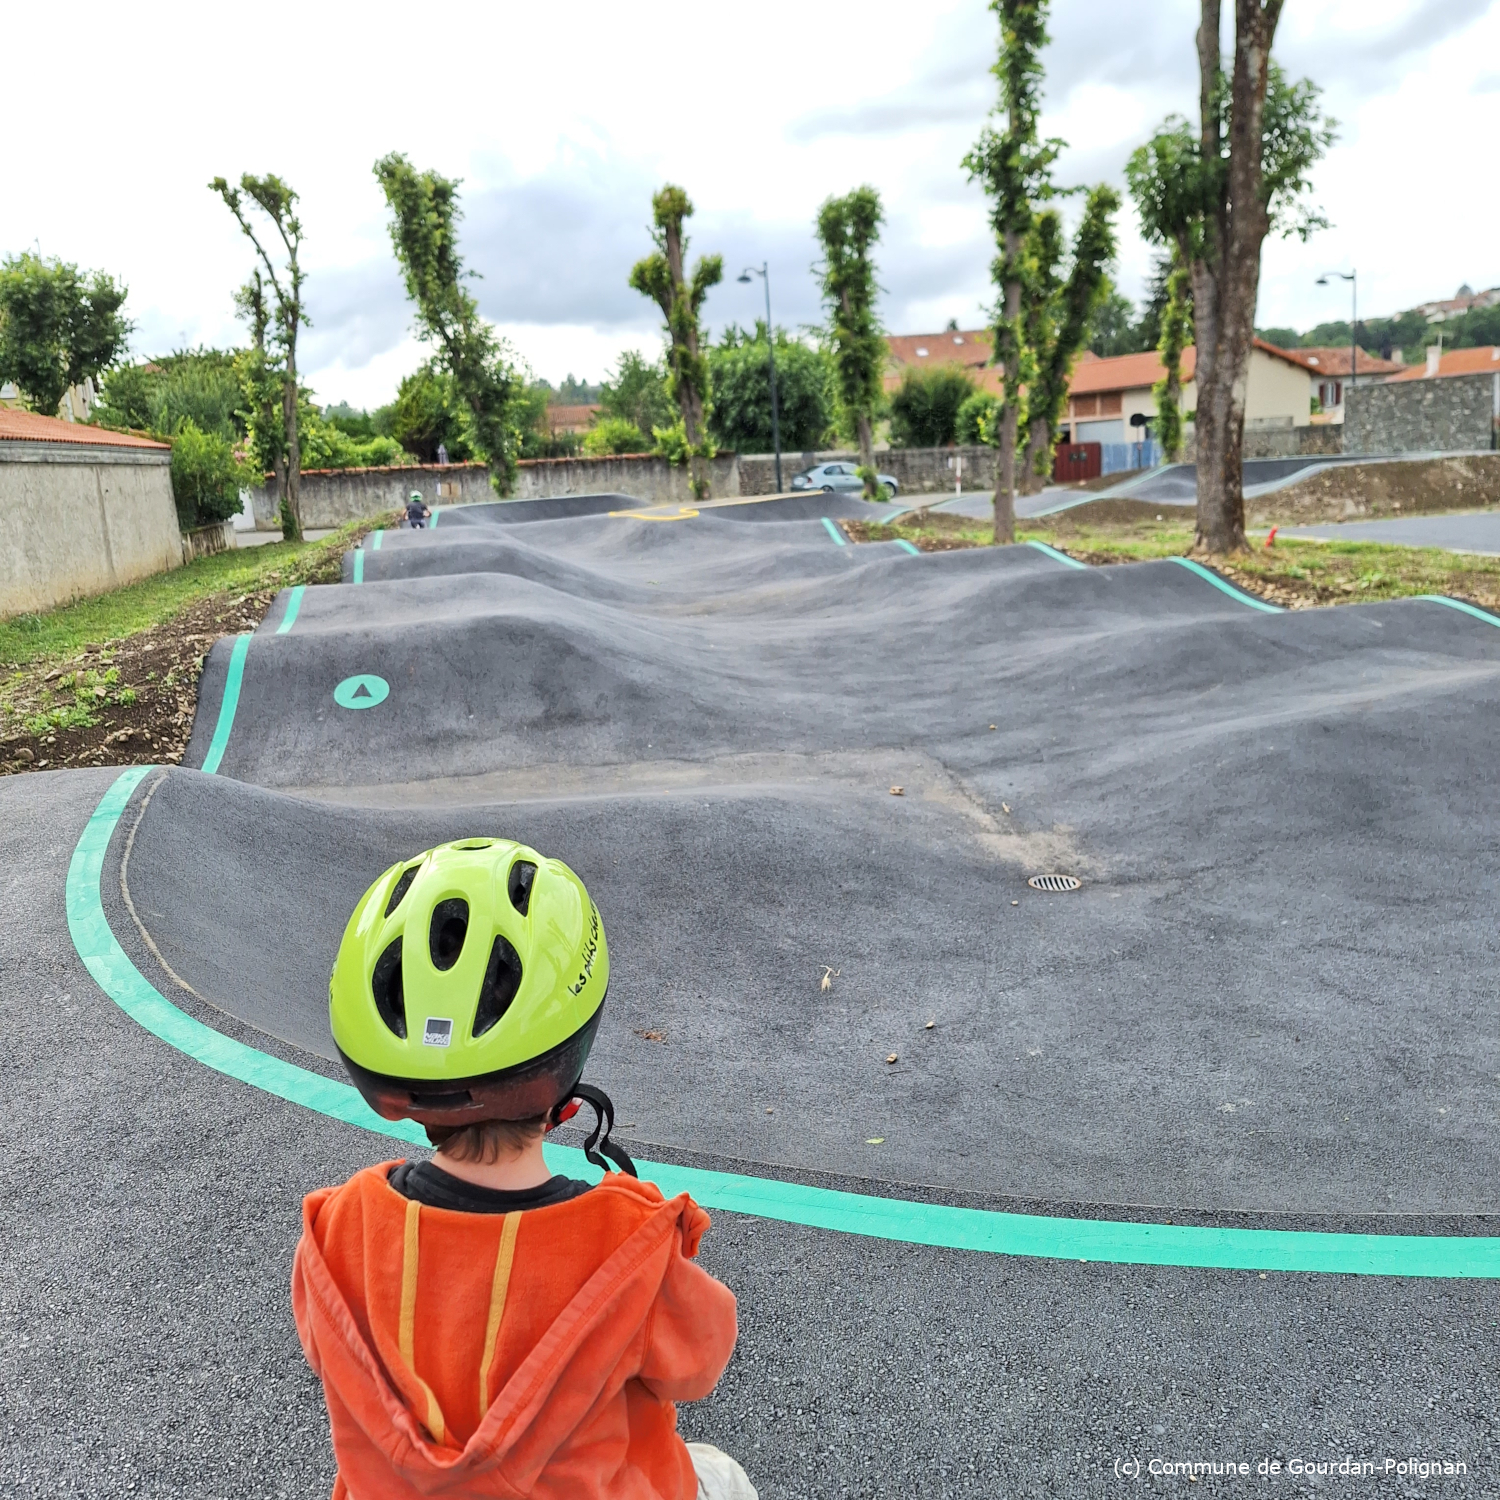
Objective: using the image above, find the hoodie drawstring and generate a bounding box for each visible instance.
[479,1211,522,1413]
[399,1200,448,1445]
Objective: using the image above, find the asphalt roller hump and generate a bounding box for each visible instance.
[128,492,1500,1222]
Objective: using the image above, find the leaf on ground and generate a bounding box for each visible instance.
[819,966,840,992]
[889,785,904,796]
[865,1137,884,1145]
[886,1052,898,1064]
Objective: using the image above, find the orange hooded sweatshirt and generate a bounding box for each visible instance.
[292,1163,738,1500]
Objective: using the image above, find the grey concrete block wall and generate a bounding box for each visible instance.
[0,443,180,619]
[508,452,739,504]
[1345,371,1499,455]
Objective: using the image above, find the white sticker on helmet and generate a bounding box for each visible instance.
[423,1017,453,1047]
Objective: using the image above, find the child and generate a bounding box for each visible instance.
[404,490,431,528]
[293,838,755,1499]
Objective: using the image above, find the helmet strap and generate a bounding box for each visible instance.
[570,1083,638,1177]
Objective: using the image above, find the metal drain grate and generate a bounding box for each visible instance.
[1027,874,1081,892]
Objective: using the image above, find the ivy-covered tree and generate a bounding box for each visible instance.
[211,174,309,538]
[963,1,1058,540]
[966,2,1119,525]
[0,252,131,417]
[1152,256,1194,461]
[1020,185,1119,489]
[374,152,524,494]
[628,185,723,499]
[814,186,886,496]
[1126,3,1334,552]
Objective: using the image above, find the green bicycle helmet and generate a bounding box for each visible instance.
[331,838,616,1145]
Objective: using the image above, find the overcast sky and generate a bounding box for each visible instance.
[5,0,1496,408]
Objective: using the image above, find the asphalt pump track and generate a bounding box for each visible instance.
[10,491,1500,1496]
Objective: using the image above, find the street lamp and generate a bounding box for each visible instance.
[1316,269,1358,412]
[737,263,782,491]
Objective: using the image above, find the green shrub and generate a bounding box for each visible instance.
[707,325,835,452]
[169,418,245,527]
[956,390,1001,446]
[582,416,651,456]
[889,365,977,448]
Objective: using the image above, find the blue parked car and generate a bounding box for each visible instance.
[789,462,899,500]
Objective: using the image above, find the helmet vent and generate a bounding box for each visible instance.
[384,865,420,918]
[473,934,523,1036]
[429,899,470,971]
[508,861,538,916]
[371,938,407,1039]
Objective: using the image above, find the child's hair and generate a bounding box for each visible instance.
[426,1115,548,1162]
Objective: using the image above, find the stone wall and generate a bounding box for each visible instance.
[739,446,997,496]
[1183,424,1344,462]
[508,452,739,504]
[250,454,742,529]
[0,442,180,619]
[1345,371,1499,455]
[249,461,495,529]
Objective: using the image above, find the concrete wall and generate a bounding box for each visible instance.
[0,443,180,619]
[1345,372,1499,455]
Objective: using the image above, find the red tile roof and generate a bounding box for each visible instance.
[0,409,168,448]
[1066,339,1307,396]
[1385,346,1500,381]
[546,403,601,433]
[886,330,993,371]
[1277,346,1405,378]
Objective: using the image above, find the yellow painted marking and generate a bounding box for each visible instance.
[608,506,700,521]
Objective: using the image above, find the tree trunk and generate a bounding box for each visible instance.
[1020,415,1050,494]
[856,414,876,496]
[993,233,1022,545]
[282,344,303,542]
[1190,0,1281,556]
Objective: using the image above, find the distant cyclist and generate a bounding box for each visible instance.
[293,839,755,1499]
[404,490,431,528]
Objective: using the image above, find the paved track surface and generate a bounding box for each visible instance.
[7,491,1499,1496]
[1285,510,1500,554]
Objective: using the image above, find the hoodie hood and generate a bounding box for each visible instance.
[292,1164,736,1500]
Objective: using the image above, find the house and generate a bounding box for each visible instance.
[1384,345,1500,382]
[1414,285,1500,324]
[884,329,1001,395]
[0,376,101,423]
[546,404,601,435]
[1273,347,1406,423]
[1060,339,1314,445]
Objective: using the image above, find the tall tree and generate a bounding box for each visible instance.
[1152,254,1195,462]
[964,1,1059,541]
[814,186,886,497]
[0,252,131,417]
[232,269,290,511]
[211,174,309,539]
[1127,3,1333,552]
[374,152,523,494]
[1020,185,1120,489]
[628,185,722,499]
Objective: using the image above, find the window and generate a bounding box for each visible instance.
[915,348,929,357]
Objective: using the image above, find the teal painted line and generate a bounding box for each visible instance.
[430,508,442,529]
[1025,539,1088,571]
[275,585,304,635]
[352,549,364,585]
[371,529,383,551]
[199,634,250,776]
[67,767,1500,1278]
[1416,594,1500,629]
[821,516,846,546]
[895,539,921,557]
[1170,556,1282,613]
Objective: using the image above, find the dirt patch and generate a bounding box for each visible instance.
[0,520,383,776]
[1040,498,1190,531]
[1252,455,1500,526]
[840,514,986,551]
